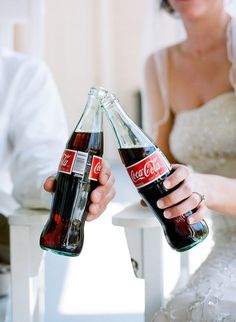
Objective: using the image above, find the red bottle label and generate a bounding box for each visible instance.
[58,149,77,174]
[126,150,170,188]
[89,156,103,181]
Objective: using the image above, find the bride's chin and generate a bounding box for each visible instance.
[178,7,211,21]
[169,0,211,20]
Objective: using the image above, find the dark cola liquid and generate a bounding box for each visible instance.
[40,132,103,256]
[119,146,209,252]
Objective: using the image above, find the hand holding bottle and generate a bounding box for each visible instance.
[43,160,115,222]
[140,164,209,225]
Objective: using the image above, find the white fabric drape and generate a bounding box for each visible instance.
[140,0,186,64]
[140,0,236,63]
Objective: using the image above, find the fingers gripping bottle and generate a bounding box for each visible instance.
[40,87,106,256]
[101,93,209,252]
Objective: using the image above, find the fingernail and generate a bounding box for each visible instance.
[186,211,192,217]
[188,217,195,224]
[102,174,109,184]
[164,210,171,219]
[164,180,171,189]
[46,178,54,184]
[94,192,101,201]
[157,200,164,209]
[48,175,55,180]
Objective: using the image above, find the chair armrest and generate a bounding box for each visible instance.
[112,202,165,321]
[9,208,48,226]
[112,202,161,228]
[112,202,162,279]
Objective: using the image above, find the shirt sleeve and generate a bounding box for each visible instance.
[8,58,68,209]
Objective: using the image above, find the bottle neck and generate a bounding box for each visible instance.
[101,94,154,149]
[74,87,107,133]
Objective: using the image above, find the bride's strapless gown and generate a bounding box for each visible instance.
[153,92,236,322]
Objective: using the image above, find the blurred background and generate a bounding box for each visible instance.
[13,0,146,162]
[0,0,216,321]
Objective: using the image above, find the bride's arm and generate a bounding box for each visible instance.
[195,172,236,216]
[156,166,236,224]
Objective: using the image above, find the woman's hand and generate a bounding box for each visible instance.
[43,160,116,222]
[141,164,209,224]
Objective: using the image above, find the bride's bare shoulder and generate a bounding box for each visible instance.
[167,41,186,56]
[146,41,185,62]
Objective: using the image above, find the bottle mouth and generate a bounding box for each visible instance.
[100,92,119,109]
[89,86,109,100]
[89,86,119,109]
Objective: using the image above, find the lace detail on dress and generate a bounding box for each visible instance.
[152,238,236,322]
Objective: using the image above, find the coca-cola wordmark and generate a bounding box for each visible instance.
[58,149,76,174]
[89,156,103,181]
[126,150,170,188]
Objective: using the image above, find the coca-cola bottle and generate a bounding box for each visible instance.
[40,87,106,256]
[101,93,209,252]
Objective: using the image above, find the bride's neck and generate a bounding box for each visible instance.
[182,11,230,55]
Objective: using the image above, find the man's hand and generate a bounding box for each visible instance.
[43,160,116,221]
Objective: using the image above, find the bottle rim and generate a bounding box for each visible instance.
[89,86,109,99]
[100,92,119,109]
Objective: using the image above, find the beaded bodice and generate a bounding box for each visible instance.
[170,91,236,236]
[170,92,236,174]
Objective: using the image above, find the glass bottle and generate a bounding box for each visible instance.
[101,93,209,252]
[40,87,107,256]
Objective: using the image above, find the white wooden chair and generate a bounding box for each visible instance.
[0,1,47,322]
[112,203,191,322]
[6,196,47,322]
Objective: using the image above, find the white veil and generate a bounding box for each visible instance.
[140,0,236,137]
[226,0,236,16]
[140,0,185,137]
[140,0,236,66]
[140,0,185,64]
